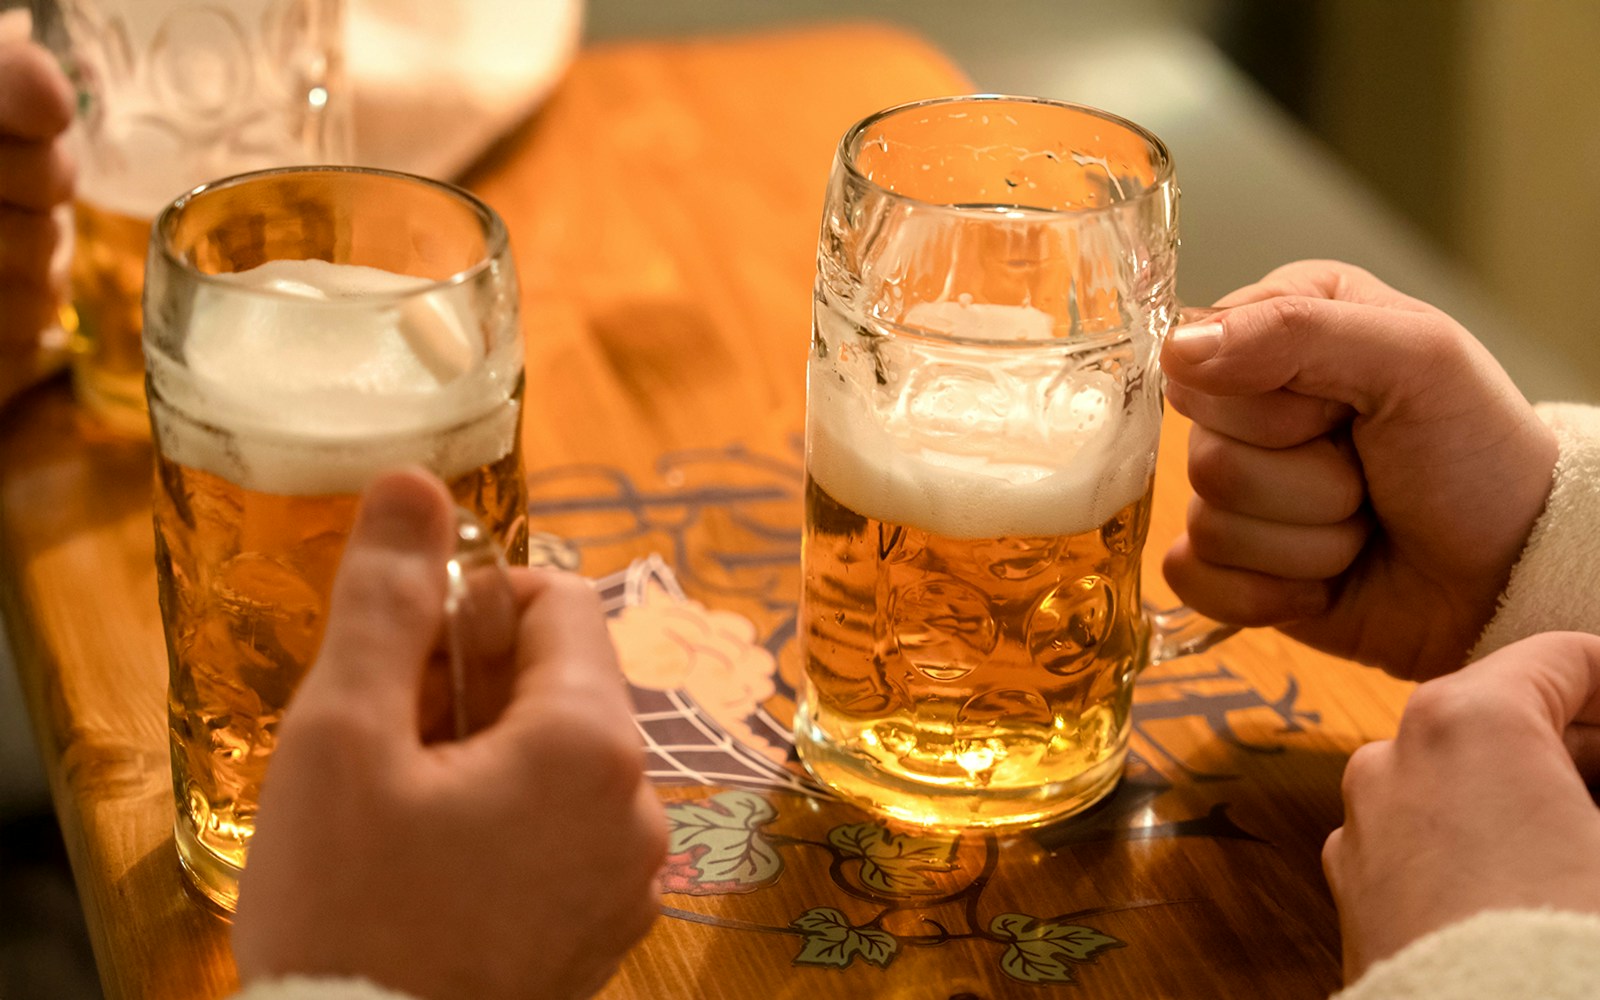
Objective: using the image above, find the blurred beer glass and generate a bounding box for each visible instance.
[58,0,349,434]
[145,166,527,910]
[797,96,1230,831]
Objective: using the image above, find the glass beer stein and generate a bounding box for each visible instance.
[59,0,350,434]
[144,166,527,910]
[795,96,1232,831]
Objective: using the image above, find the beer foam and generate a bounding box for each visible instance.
[808,302,1160,539]
[185,259,481,396]
[151,259,519,495]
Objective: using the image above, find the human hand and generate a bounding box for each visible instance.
[0,38,75,408]
[1322,631,1600,982]
[233,469,667,1000]
[1160,260,1558,680]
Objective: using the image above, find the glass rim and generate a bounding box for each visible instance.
[836,93,1176,217]
[152,164,511,301]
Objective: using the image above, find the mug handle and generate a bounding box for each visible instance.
[1145,604,1239,665]
[444,507,517,740]
[1141,303,1241,666]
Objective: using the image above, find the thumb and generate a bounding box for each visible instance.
[1482,632,1600,732]
[300,468,456,724]
[1161,297,1498,415]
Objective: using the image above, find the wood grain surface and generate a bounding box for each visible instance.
[0,24,1415,1000]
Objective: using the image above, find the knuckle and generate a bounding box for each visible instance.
[1185,431,1242,506]
[1182,501,1232,559]
[276,700,389,770]
[1305,518,1369,578]
[1326,470,1367,522]
[45,145,76,207]
[539,568,605,613]
[1339,739,1389,802]
[337,557,440,625]
[1395,678,1496,747]
[1264,295,1319,338]
[1320,826,1344,876]
[1324,261,1383,296]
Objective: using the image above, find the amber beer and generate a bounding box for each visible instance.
[150,267,527,909]
[800,480,1153,826]
[69,199,153,434]
[146,168,525,910]
[153,415,526,913]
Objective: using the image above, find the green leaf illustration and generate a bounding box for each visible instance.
[664,791,781,886]
[790,907,899,969]
[999,939,1077,984]
[827,821,958,895]
[990,913,1124,983]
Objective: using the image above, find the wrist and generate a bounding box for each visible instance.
[1471,402,1600,659]
[233,975,418,1000]
[1336,908,1600,1000]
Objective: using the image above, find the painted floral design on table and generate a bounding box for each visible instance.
[657,789,1123,984]
[532,449,1324,990]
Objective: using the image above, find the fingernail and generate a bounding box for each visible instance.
[1168,322,1223,364]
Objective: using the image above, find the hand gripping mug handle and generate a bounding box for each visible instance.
[1142,303,1240,667]
[444,507,517,740]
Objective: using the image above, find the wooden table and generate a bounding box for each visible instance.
[0,24,1417,1000]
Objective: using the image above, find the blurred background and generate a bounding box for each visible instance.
[3,0,1596,996]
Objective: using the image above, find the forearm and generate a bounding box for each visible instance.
[1471,402,1600,658]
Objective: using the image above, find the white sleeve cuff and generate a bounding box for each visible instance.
[1334,908,1600,1000]
[232,976,417,1000]
[1470,402,1600,659]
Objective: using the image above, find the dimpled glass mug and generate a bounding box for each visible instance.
[144,166,527,909]
[795,95,1233,831]
[57,0,349,434]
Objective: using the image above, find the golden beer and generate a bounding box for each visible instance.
[155,438,526,906]
[69,198,153,435]
[798,474,1154,829]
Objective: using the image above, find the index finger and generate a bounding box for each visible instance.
[0,43,74,140]
[1211,259,1437,314]
[1161,296,1478,413]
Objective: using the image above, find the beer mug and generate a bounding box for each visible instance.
[58,0,349,434]
[144,166,527,910]
[796,96,1232,831]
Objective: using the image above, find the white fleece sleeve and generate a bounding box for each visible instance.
[1332,908,1600,1000]
[231,976,416,1000]
[1470,402,1600,658]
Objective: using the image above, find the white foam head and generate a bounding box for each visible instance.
[807,301,1160,539]
[150,259,521,495]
